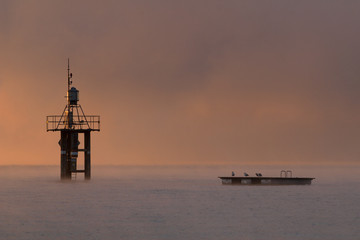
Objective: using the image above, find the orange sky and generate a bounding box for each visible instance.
[1,1,360,166]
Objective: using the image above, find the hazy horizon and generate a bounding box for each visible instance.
[1,165,359,240]
[1,162,359,167]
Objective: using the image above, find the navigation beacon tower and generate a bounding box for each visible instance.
[46,60,100,180]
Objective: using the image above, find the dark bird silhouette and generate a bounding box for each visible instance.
[232,171,235,176]
[244,172,249,177]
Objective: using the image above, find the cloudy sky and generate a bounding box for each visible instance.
[1,0,360,166]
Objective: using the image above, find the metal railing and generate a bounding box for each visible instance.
[46,115,100,131]
[280,170,292,178]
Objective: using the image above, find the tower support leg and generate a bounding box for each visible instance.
[84,131,91,180]
[60,131,71,180]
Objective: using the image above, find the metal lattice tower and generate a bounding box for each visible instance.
[46,59,100,180]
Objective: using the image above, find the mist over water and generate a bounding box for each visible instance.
[0,165,359,240]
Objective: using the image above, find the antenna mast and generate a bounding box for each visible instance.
[66,58,73,128]
[67,58,72,91]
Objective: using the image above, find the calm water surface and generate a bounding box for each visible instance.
[0,165,359,240]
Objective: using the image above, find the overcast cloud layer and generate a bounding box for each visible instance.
[1,0,360,165]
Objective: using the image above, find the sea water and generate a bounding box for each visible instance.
[0,165,359,240]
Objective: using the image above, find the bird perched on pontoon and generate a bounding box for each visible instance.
[244,172,249,177]
[232,171,235,176]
